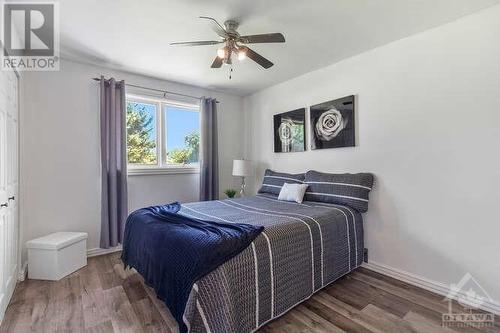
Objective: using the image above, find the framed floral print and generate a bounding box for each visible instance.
[273,108,306,153]
[310,95,355,149]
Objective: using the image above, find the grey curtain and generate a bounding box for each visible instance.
[199,97,219,201]
[100,76,128,248]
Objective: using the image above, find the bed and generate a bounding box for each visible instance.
[173,193,364,332]
[122,169,373,332]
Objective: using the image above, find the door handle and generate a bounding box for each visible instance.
[0,203,7,208]
[8,196,14,201]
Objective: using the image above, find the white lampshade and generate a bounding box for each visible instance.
[232,159,252,177]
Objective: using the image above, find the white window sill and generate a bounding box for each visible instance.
[127,167,200,176]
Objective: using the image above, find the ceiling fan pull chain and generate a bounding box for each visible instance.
[229,67,233,80]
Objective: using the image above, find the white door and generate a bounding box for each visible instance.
[0,69,19,322]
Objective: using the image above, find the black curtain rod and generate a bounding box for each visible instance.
[92,77,218,103]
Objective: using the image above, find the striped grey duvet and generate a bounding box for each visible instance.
[178,194,364,332]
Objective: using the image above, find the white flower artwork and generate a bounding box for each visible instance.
[310,95,355,149]
[278,118,294,145]
[315,108,346,141]
[273,108,306,153]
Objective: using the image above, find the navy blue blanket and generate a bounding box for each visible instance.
[121,202,263,333]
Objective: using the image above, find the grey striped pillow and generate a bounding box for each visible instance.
[304,170,374,212]
[258,169,305,196]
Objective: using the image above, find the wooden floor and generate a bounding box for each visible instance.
[1,252,498,333]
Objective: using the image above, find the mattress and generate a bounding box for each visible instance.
[179,194,364,332]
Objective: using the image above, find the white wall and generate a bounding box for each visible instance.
[20,59,244,261]
[243,5,500,304]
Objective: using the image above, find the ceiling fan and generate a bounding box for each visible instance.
[170,17,285,69]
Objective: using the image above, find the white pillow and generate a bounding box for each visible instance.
[278,183,309,204]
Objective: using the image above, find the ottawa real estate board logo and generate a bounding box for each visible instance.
[442,273,495,328]
[1,2,59,71]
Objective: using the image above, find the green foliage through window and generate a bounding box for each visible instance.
[126,102,157,164]
[167,132,200,164]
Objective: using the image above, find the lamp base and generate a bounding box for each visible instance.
[239,177,246,197]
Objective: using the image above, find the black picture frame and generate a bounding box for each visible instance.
[310,95,355,150]
[273,108,306,153]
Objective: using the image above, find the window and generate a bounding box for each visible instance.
[126,95,200,174]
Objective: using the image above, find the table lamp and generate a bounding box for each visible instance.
[232,159,252,196]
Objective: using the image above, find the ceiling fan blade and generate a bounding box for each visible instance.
[199,16,228,38]
[244,47,274,69]
[211,56,223,68]
[239,33,285,44]
[170,40,223,46]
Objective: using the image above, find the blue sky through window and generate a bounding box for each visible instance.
[165,106,199,152]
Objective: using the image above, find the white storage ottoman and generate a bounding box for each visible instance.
[26,232,88,281]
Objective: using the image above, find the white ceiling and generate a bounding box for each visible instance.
[58,0,500,96]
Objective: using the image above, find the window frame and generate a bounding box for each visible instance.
[126,94,200,176]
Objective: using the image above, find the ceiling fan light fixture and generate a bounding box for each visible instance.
[238,49,246,61]
[172,17,284,70]
[217,47,226,59]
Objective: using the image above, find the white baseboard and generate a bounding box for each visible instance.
[86,245,122,258]
[362,261,500,315]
